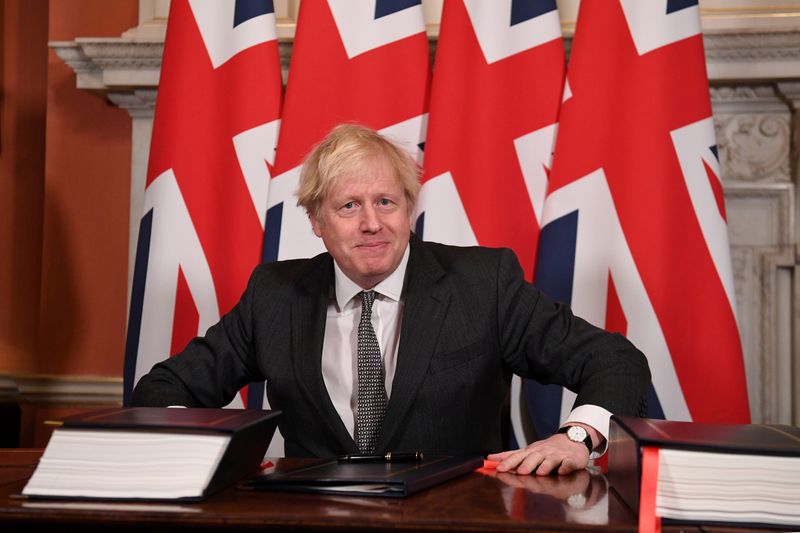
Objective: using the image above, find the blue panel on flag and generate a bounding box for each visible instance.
[710,144,718,161]
[233,0,274,28]
[647,383,666,419]
[123,210,154,406]
[510,0,557,26]
[247,381,266,409]
[262,203,283,263]
[414,212,425,240]
[375,0,421,19]
[666,0,697,14]
[533,209,578,304]
[523,381,564,439]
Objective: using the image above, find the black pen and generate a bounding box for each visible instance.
[338,451,424,463]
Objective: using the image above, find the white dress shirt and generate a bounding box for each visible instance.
[320,243,611,453]
[322,245,408,438]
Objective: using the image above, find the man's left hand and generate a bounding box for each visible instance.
[487,424,601,475]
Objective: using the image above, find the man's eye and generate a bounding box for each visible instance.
[378,198,391,206]
[342,202,354,209]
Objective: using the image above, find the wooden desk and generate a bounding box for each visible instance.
[0,450,680,532]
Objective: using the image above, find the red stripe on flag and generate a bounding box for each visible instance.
[604,272,627,336]
[170,267,199,357]
[702,159,727,222]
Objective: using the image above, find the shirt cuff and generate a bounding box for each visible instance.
[562,404,612,459]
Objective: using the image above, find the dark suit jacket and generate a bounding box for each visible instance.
[132,237,650,456]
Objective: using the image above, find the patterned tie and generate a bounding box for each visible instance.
[356,290,387,453]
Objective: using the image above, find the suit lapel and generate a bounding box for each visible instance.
[377,238,450,450]
[291,256,358,453]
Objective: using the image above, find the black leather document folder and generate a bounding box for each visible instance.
[22,407,281,501]
[241,455,483,497]
[608,415,800,528]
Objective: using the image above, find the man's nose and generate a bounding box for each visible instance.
[360,205,382,232]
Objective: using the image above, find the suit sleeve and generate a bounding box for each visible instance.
[495,249,650,417]
[131,266,265,408]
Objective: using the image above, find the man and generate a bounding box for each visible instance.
[133,124,650,476]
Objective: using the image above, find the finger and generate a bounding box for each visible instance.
[496,450,530,473]
[558,457,578,475]
[516,451,545,475]
[558,454,589,475]
[533,456,562,476]
[487,450,518,461]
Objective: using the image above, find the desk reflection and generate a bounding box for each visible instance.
[481,466,611,526]
[264,458,623,529]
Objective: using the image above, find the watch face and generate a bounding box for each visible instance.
[567,493,588,508]
[567,425,588,442]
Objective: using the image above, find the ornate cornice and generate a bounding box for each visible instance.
[705,31,800,63]
[50,39,163,91]
[710,86,792,119]
[50,27,800,101]
[704,30,800,81]
[107,90,159,118]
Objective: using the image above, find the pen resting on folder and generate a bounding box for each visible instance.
[338,451,424,463]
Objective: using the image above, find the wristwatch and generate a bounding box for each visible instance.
[557,425,593,454]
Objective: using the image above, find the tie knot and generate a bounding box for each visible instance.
[360,290,376,313]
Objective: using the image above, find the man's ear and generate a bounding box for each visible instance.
[309,213,323,238]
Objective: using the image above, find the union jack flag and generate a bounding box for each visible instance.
[418,0,565,445]
[529,0,750,435]
[123,0,282,407]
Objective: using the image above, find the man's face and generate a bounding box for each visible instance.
[310,155,412,289]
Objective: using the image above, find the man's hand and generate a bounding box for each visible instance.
[487,423,602,476]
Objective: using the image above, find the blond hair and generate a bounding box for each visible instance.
[296,124,421,218]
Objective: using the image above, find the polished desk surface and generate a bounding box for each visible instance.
[0,449,746,532]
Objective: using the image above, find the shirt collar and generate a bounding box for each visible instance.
[334,243,409,310]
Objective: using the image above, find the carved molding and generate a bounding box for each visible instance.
[725,184,795,423]
[711,86,789,113]
[50,39,163,91]
[714,112,791,183]
[777,81,800,108]
[107,89,158,119]
[758,247,795,424]
[704,31,800,64]
[794,254,800,426]
[49,27,800,95]
[704,30,800,81]
[725,183,794,247]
